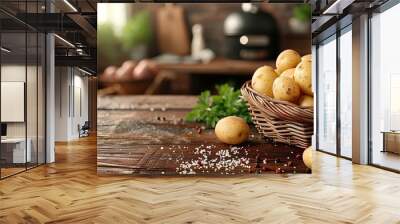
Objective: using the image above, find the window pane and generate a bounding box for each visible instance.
[1,31,28,177]
[371,3,400,171]
[317,36,337,154]
[27,30,38,169]
[339,28,352,158]
[38,33,45,165]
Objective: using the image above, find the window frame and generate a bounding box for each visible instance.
[0,1,48,180]
[367,0,400,173]
[314,17,353,161]
[314,0,400,173]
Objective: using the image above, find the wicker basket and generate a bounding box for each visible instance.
[241,81,313,149]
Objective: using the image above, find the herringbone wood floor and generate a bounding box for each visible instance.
[1,136,400,224]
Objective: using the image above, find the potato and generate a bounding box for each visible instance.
[133,59,158,80]
[298,95,313,108]
[272,76,301,103]
[301,54,312,62]
[101,66,117,81]
[280,68,295,79]
[115,61,136,81]
[215,116,250,145]
[251,66,278,98]
[303,146,313,169]
[276,49,301,74]
[294,59,313,96]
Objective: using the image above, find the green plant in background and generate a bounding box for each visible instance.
[186,84,252,128]
[293,4,311,22]
[98,23,122,66]
[120,11,153,51]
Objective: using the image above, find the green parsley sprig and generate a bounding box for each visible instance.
[186,84,252,128]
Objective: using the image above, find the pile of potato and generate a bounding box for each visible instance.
[251,49,313,107]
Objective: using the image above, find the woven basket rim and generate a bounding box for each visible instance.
[243,81,313,112]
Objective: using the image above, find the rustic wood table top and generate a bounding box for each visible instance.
[97,95,309,176]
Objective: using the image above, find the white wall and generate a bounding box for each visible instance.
[55,67,89,141]
[55,67,69,141]
[72,73,89,138]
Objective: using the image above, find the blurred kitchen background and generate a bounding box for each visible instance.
[98,3,311,95]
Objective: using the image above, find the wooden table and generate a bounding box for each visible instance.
[97,95,309,176]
